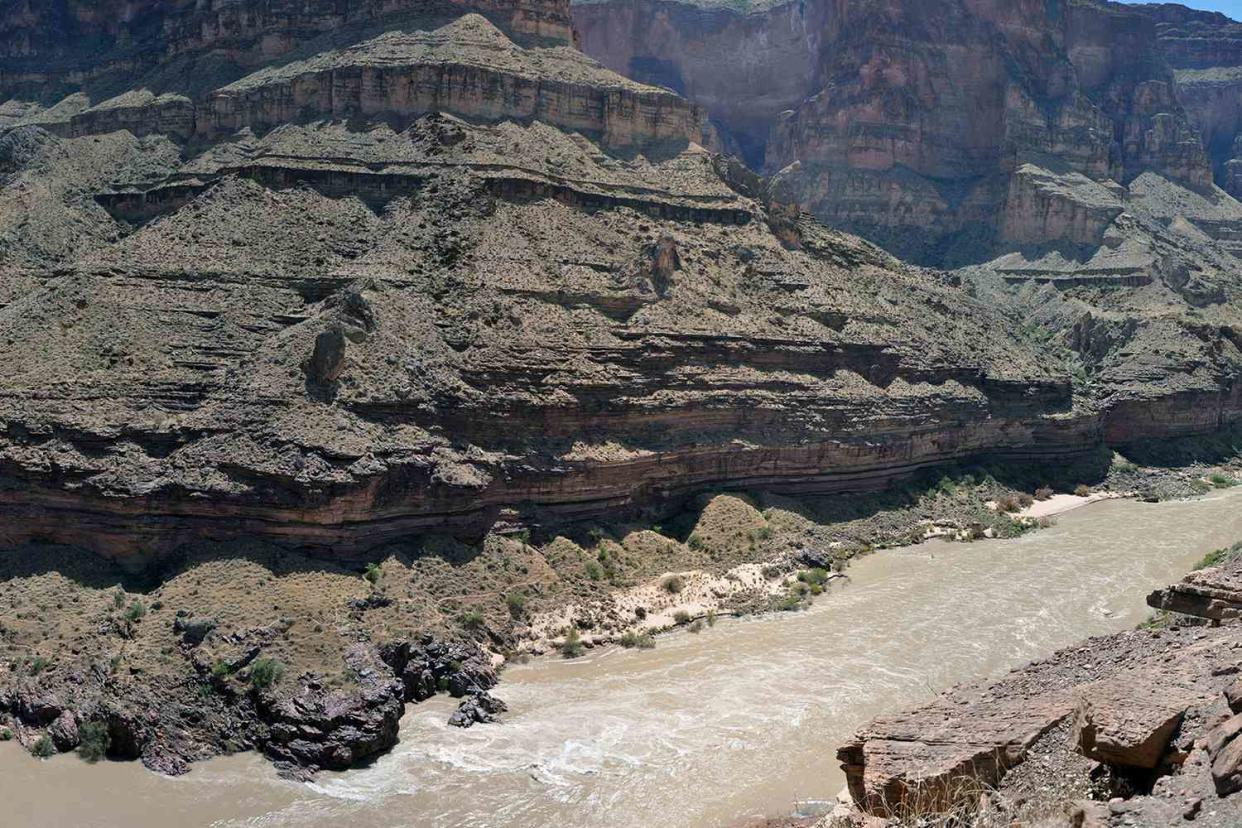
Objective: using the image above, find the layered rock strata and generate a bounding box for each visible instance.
[0,0,1238,564]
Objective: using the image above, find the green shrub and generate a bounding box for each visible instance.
[559,627,584,659]
[1190,479,1214,494]
[706,610,717,627]
[749,526,774,542]
[1195,542,1242,571]
[686,534,705,552]
[249,657,284,689]
[78,721,110,762]
[28,656,49,675]
[662,575,685,594]
[619,631,656,649]
[797,568,831,587]
[363,562,381,584]
[775,594,805,612]
[211,659,233,679]
[672,610,691,625]
[112,591,125,609]
[124,601,146,623]
[0,727,11,741]
[505,592,527,619]
[458,609,485,629]
[1209,473,1237,489]
[584,561,604,581]
[31,735,54,758]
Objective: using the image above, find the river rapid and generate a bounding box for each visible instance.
[4,490,1242,828]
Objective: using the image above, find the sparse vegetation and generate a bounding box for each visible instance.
[505,592,527,619]
[619,630,656,649]
[31,735,54,758]
[248,657,284,689]
[706,609,717,627]
[77,721,111,762]
[687,534,705,552]
[457,609,485,629]
[124,600,146,622]
[585,561,604,581]
[1194,541,1242,571]
[559,627,585,658]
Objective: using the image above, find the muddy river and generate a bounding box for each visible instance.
[4,490,1241,828]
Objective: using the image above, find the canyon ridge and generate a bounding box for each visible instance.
[0,1,1240,825]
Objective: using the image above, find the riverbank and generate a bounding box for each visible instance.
[4,489,1241,827]
[0,453,1237,778]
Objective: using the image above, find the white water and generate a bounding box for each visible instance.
[4,490,1241,828]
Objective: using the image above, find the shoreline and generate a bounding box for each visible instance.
[0,461,1237,781]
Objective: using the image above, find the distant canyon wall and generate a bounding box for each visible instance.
[574,0,1234,262]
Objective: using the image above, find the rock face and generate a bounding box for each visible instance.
[1127,3,1242,200]
[576,0,1216,259]
[1071,673,1202,770]
[838,619,1242,822]
[838,557,1242,824]
[0,0,1235,563]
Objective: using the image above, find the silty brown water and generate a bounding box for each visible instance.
[4,490,1241,828]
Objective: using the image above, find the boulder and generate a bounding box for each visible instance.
[447,692,508,729]
[1072,674,1200,769]
[1207,713,1242,796]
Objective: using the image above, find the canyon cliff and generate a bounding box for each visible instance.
[0,0,1237,563]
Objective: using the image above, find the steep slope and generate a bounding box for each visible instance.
[1128,3,1242,199]
[0,1,1095,565]
[575,0,1242,483]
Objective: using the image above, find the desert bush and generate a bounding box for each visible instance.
[77,721,111,762]
[1074,484,1091,498]
[619,631,655,649]
[31,735,54,758]
[1034,487,1053,501]
[249,657,285,689]
[672,610,691,625]
[363,562,381,584]
[559,627,584,659]
[662,575,685,594]
[505,592,527,619]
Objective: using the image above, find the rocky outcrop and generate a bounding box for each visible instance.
[837,620,1242,823]
[1071,673,1203,770]
[1148,556,1242,621]
[837,557,1242,824]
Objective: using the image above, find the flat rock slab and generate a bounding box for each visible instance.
[839,627,1242,818]
[838,695,1072,816]
[1072,671,1208,769]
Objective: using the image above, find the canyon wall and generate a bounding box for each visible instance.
[0,0,1239,563]
[575,0,1226,261]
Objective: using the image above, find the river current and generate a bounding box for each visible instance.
[4,490,1241,828]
